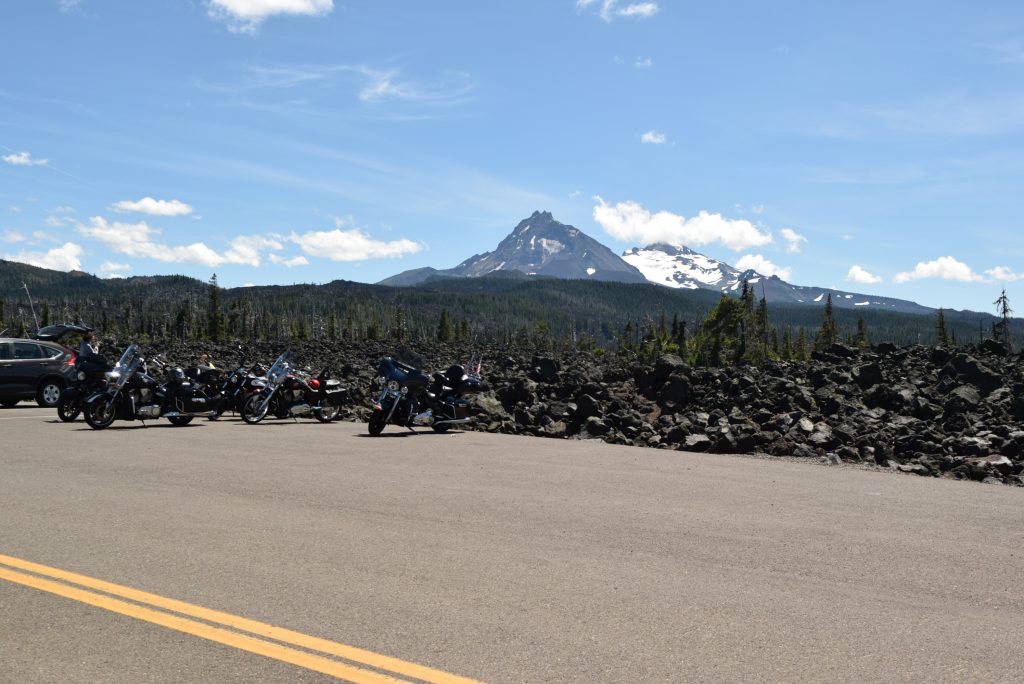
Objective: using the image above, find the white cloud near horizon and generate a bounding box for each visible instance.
[269,253,310,267]
[78,217,284,267]
[846,265,883,284]
[207,0,333,32]
[3,230,26,243]
[289,221,422,261]
[893,256,985,284]
[4,242,83,271]
[641,130,666,144]
[98,261,131,278]
[3,151,48,166]
[577,0,658,21]
[986,266,1024,282]
[735,254,791,280]
[113,197,194,216]
[592,197,773,251]
[779,228,806,253]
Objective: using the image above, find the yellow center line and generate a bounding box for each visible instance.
[0,554,483,684]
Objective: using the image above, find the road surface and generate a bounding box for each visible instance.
[1,405,1022,682]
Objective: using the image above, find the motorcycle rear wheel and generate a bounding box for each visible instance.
[58,394,82,422]
[368,410,386,436]
[242,395,269,425]
[314,405,340,423]
[84,396,116,430]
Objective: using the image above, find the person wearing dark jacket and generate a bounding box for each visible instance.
[79,332,99,358]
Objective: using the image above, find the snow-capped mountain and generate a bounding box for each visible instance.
[380,211,649,286]
[623,243,932,314]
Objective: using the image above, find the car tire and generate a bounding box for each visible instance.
[36,378,64,408]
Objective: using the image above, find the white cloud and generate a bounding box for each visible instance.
[846,265,883,284]
[893,256,985,284]
[780,227,807,253]
[269,253,310,267]
[289,223,422,261]
[4,242,83,271]
[735,254,791,280]
[78,216,283,267]
[986,266,1024,282]
[98,261,131,278]
[751,204,765,214]
[577,0,658,21]
[2,151,48,166]
[51,206,75,213]
[592,198,773,251]
[641,130,666,144]
[3,230,26,243]
[635,57,654,69]
[112,197,194,216]
[46,215,74,227]
[207,0,333,32]
[59,0,81,12]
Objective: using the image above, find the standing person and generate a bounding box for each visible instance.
[79,332,99,359]
[199,353,216,369]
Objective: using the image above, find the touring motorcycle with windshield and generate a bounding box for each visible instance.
[214,352,269,419]
[367,356,485,436]
[82,345,223,429]
[57,353,113,422]
[240,351,346,424]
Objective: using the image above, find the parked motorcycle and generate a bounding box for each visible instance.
[82,345,222,429]
[214,354,269,419]
[57,353,114,422]
[367,356,485,436]
[240,351,346,424]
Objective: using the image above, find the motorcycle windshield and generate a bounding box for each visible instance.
[267,351,295,383]
[115,345,143,374]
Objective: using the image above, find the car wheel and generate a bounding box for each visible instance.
[36,379,64,408]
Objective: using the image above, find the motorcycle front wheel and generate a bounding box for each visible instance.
[242,394,269,425]
[167,415,194,426]
[367,409,387,436]
[57,394,82,422]
[84,396,116,430]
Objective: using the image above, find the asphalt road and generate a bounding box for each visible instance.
[1,405,1022,683]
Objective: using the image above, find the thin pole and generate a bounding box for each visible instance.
[23,283,40,333]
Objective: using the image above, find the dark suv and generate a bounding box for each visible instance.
[0,324,88,408]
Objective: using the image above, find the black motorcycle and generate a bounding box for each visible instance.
[57,354,114,422]
[241,351,347,424]
[367,356,485,436]
[83,345,222,429]
[214,357,269,419]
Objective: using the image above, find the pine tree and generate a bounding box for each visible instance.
[935,308,950,347]
[41,302,51,327]
[328,310,338,340]
[813,294,837,350]
[795,327,808,361]
[437,308,453,342]
[993,288,1013,350]
[855,317,868,349]
[207,274,225,342]
[781,326,793,360]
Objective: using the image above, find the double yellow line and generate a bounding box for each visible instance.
[0,553,481,684]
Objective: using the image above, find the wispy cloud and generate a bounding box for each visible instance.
[289,218,422,261]
[846,265,883,284]
[112,197,194,216]
[780,228,806,253]
[593,197,773,251]
[3,230,26,243]
[3,151,48,166]
[58,0,82,13]
[79,217,284,267]
[206,0,333,33]
[735,254,791,280]
[577,0,659,22]
[640,130,666,144]
[635,57,654,69]
[894,256,985,284]
[98,261,131,278]
[4,242,83,271]
[986,266,1024,282]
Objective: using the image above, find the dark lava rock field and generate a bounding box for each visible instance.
[100,337,1024,486]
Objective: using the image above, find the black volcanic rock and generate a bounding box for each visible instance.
[380,211,648,286]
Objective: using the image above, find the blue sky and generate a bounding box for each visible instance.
[2,0,1023,312]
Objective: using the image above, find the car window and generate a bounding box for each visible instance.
[0,343,10,360]
[13,342,43,359]
[39,345,63,359]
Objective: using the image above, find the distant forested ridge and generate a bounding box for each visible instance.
[0,259,1017,352]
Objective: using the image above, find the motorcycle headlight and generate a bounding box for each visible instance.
[377,376,386,386]
[77,371,86,381]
